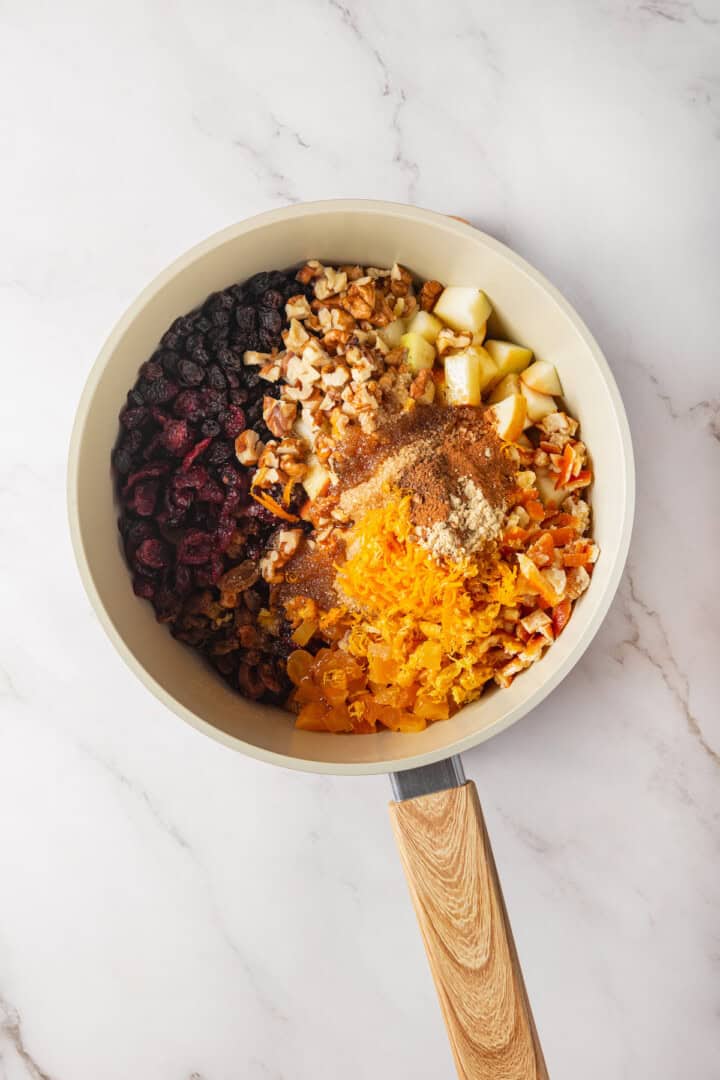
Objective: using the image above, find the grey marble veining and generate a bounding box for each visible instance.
[0,1,718,1077]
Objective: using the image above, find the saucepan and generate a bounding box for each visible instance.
[68,200,634,1078]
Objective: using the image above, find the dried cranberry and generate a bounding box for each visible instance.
[222,405,246,439]
[177,358,205,386]
[180,437,212,472]
[174,563,193,595]
[162,419,192,456]
[124,519,156,552]
[131,480,159,516]
[177,530,213,565]
[123,462,170,492]
[135,538,170,569]
[133,577,156,599]
[173,390,203,421]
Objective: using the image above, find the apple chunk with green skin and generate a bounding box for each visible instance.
[521,381,557,421]
[521,359,563,396]
[444,346,498,406]
[488,393,527,442]
[401,331,436,372]
[433,287,492,333]
[484,340,533,383]
[406,310,443,343]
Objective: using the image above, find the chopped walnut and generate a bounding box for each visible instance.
[296,260,323,285]
[235,429,264,465]
[263,397,297,438]
[436,328,473,356]
[285,294,312,320]
[409,369,435,404]
[389,262,413,297]
[321,365,351,388]
[282,318,310,353]
[342,280,375,320]
[419,280,443,311]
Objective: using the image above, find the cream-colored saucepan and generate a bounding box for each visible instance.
[68,201,634,1079]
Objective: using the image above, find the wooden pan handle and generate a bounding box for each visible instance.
[389,782,548,1079]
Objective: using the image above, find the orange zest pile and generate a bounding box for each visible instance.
[285,495,518,733]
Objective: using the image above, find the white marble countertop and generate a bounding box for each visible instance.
[1,1,718,1076]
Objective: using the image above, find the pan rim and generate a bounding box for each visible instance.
[67,199,635,775]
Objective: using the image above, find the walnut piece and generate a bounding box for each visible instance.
[285,294,312,320]
[235,429,263,466]
[419,280,444,311]
[342,280,376,320]
[263,397,297,438]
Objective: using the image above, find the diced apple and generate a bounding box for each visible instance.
[472,322,488,345]
[379,318,406,348]
[302,459,331,501]
[488,393,527,442]
[521,360,563,397]
[433,287,492,334]
[406,310,443,343]
[293,412,315,444]
[444,347,498,406]
[488,373,522,404]
[401,331,436,372]
[521,382,557,422]
[484,340,533,383]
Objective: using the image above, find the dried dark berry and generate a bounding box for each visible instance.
[262,289,284,310]
[144,378,179,405]
[258,328,278,351]
[127,388,145,407]
[206,439,233,465]
[121,429,144,456]
[247,271,272,297]
[195,316,211,333]
[185,332,204,354]
[230,284,246,304]
[217,346,243,371]
[120,406,148,430]
[199,388,225,415]
[140,359,164,382]
[201,418,221,438]
[207,365,227,391]
[207,326,229,350]
[133,577,156,599]
[113,447,134,475]
[177,358,205,386]
[235,306,256,334]
[211,309,230,327]
[258,308,282,336]
[159,350,180,377]
[191,346,210,367]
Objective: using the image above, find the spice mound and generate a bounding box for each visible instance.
[113,258,598,733]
